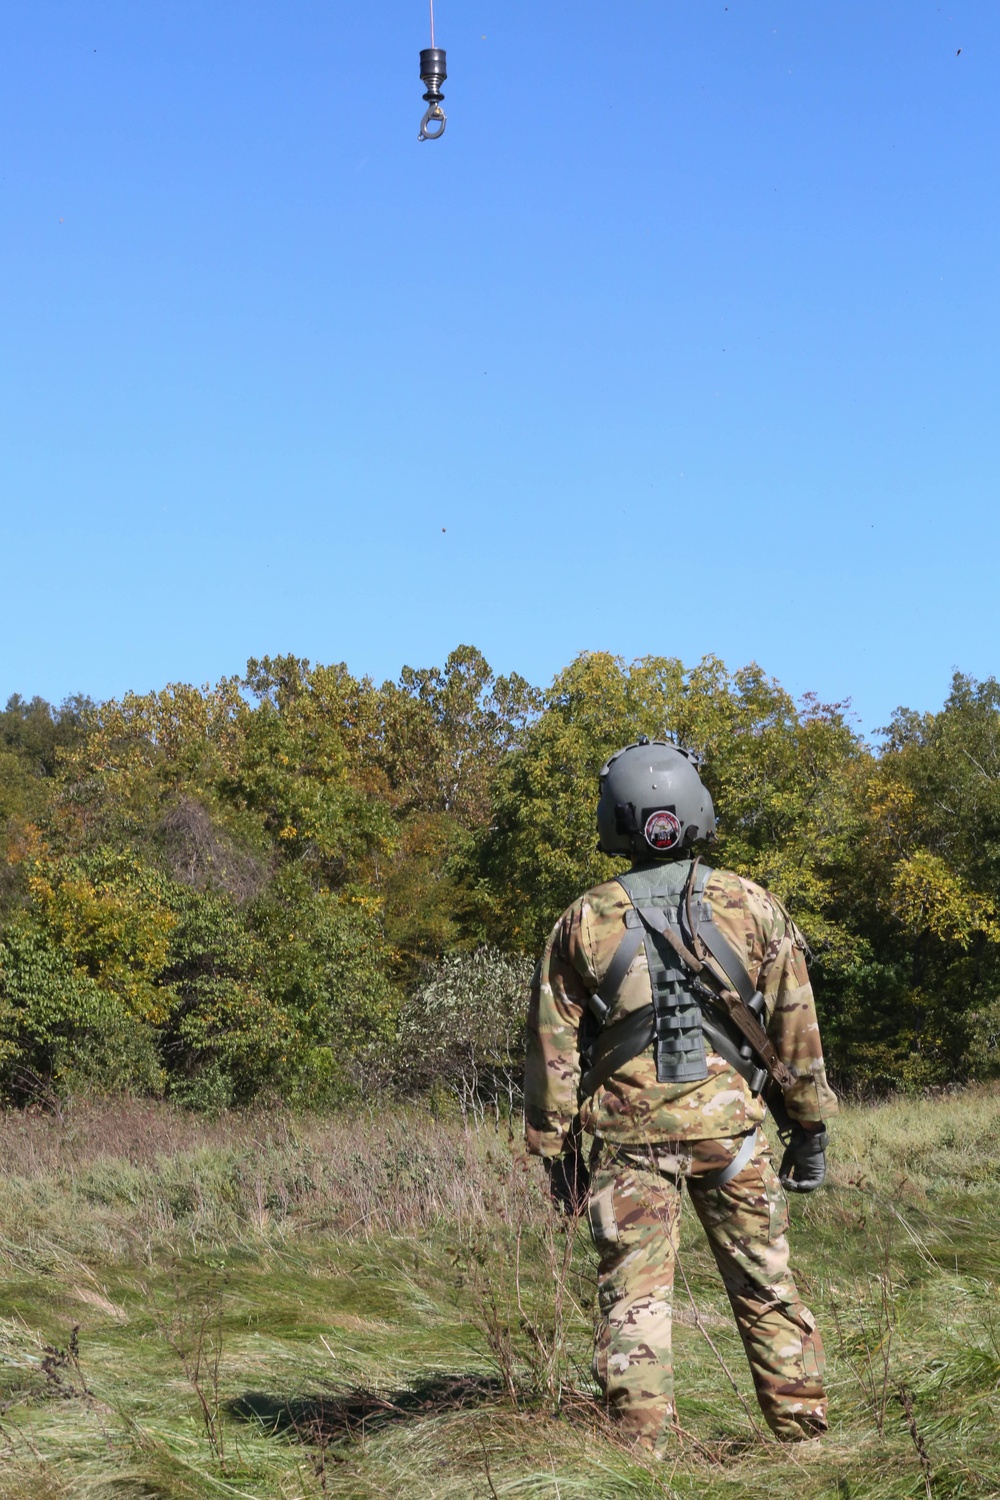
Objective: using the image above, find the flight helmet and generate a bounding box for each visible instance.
[596,737,716,860]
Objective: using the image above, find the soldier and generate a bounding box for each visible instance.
[524,738,837,1456]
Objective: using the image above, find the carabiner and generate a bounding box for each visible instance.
[419,102,447,141]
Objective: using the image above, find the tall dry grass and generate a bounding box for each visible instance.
[0,1088,997,1498]
[0,1097,546,1257]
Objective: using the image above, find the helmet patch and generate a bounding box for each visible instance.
[644,810,681,852]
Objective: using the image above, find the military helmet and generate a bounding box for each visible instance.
[596,737,716,860]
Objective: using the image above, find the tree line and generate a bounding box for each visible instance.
[1,646,998,1109]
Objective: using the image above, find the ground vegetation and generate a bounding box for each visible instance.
[0,1091,996,1497]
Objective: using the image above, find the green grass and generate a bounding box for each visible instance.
[0,1092,998,1498]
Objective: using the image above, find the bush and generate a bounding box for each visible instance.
[393,947,534,1120]
[0,924,163,1099]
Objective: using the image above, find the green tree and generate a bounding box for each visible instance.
[0,695,90,862]
[831,673,1000,1088]
[0,923,162,1099]
[472,651,865,958]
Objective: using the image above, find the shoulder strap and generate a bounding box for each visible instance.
[579,1005,655,1097]
[587,912,644,1023]
[695,921,756,1005]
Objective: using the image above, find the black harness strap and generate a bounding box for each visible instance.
[587,918,644,1024]
[580,1005,655,1098]
[695,921,757,1004]
[691,916,795,1090]
[700,1014,768,1095]
[581,1005,768,1101]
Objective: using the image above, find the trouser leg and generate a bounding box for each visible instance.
[586,1153,681,1454]
[687,1134,828,1441]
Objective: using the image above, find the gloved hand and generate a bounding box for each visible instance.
[778,1125,828,1193]
[544,1149,590,1215]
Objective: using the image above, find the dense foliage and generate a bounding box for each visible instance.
[1,649,998,1105]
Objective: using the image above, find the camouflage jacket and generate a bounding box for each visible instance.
[524,861,838,1157]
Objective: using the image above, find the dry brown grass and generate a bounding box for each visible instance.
[0,1089,998,1498]
[0,1097,544,1257]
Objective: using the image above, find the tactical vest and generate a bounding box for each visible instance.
[579,858,770,1101]
[617,859,712,1084]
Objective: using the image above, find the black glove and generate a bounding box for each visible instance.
[778,1126,828,1194]
[544,1149,590,1215]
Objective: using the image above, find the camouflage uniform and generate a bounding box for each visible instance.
[525,862,837,1453]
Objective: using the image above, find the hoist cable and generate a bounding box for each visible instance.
[429,0,435,48]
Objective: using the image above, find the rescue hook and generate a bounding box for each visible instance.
[418,46,447,140]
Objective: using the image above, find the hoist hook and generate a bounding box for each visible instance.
[418,46,447,141]
[419,102,446,141]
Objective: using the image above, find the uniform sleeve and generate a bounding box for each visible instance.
[757,902,839,1125]
[523,904,590,1157]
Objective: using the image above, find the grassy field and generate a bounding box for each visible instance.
[0,1090,998,1499]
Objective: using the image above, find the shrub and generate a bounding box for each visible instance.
[393,947,534,1120]
[0,924,163,1099]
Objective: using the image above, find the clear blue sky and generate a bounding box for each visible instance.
[2,1,997,733]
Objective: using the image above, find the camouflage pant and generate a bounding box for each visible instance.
[585,1132,827,1454]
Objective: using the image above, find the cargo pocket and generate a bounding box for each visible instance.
[785,1302,825,1386]
[586,1174,620,1251]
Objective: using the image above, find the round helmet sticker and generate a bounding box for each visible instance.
[644,810,681,851]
